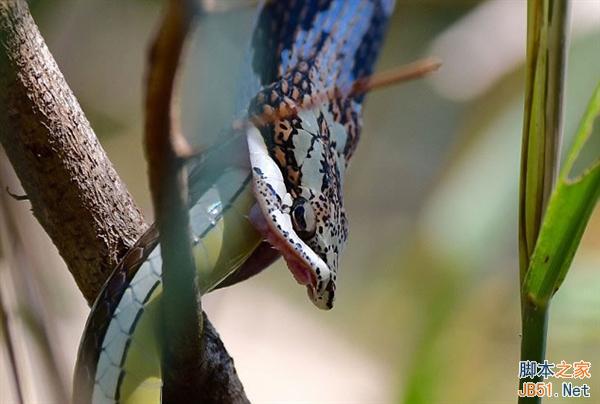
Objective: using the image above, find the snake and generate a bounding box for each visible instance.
[73,1,395,403]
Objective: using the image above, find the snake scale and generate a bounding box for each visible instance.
[73,1,395,402]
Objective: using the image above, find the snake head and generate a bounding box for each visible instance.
[246,97,351,310]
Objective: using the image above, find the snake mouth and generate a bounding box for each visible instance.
[249,204,317,287]
[248,202,333,310]
[246,126,334,309]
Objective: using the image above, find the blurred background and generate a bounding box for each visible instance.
[1,0,599,403]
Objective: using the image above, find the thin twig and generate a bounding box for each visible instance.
[235,57,442,129]
[144,0,214,401]
[5,186,28,201]
[350,57,442,95]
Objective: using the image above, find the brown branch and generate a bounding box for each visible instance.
[145,1,248,402]
[0,0,148,304]
[0,0,248,402]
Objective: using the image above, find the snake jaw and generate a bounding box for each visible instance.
[248,203,330,296]
[247,126,334,309]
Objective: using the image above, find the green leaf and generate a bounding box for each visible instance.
[518,0,568,283]
[522,83,600,307]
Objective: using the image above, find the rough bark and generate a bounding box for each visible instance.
[0,0,148,304]
[199,314,249,403]
[0,1,248,402]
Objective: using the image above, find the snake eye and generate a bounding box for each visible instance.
[291,198,316,239]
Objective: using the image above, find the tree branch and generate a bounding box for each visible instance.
[0,0,148,304]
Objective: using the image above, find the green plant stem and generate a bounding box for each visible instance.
[521,301,548,366]
[519,300,549,402]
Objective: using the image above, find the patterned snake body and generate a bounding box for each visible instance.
[74,1,394,402]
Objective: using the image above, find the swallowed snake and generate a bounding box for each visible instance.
[74,1,395,402]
